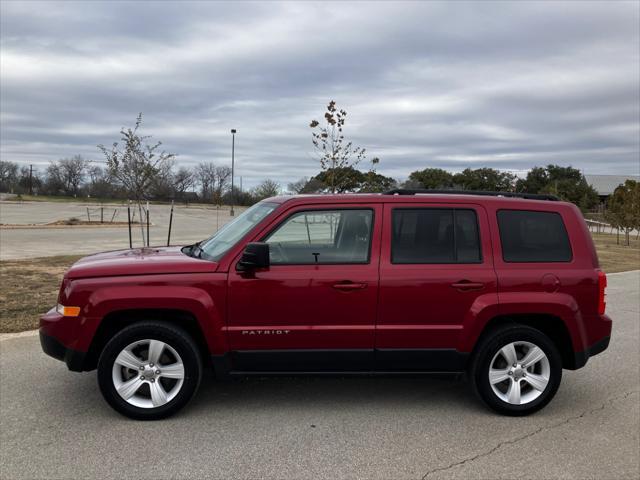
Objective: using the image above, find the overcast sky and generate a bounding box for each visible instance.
[1,1,639,188]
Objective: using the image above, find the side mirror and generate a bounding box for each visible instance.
[237,242,270,271]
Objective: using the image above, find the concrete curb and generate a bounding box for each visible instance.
[0,330,39,341]
[607,270,639,276]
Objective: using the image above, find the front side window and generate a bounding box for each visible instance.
[199,202,278,261]
[497,210,572,262]
[391,208,481,264]
[265,209,373,264]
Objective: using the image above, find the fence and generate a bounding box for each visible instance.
[125,201,175,249]
[86,207,119,223]
[585,218,639,241]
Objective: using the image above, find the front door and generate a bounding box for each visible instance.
[376,203,498,371]
[227,204,382,372]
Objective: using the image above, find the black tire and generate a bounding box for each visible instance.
[470,324,562,416]
[97,321,202,420]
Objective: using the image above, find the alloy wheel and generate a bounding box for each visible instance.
[488,341,550,405]
[111,339,185,409]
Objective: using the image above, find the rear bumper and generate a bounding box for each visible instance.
[588,335,610,357]
[570,312,612,370]
[572,335,611,370]
[40,331,87,372]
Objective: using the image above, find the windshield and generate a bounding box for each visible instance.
[197,202,278,261]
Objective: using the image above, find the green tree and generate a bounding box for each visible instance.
[516,164,598,210]
[300,177,327,194]
[452,168,516,191]
[360,171,397,193]
[606,180,640,246]
[313,167,364,193]
[309,100,368,193]
[360,158,396,192]
[515,166,549,193]
[407,168,454,189]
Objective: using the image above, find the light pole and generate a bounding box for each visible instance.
[230,128,236,216]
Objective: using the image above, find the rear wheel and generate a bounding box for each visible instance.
[470,324,562,416]
[97,321,202,420]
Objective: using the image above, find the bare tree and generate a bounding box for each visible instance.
[252,179,280,201]
[59,155,87,196]
[149,158,177,199]
[213,166,231,205]
[0,160,18,192]
[287,177,309,194]
[194,163,231,204]
[309,100,367,193]
[98,113,175,244]
[195,162,217,201]
[173,166,195,199]
[44,156,87,196]
[86,164,117,198]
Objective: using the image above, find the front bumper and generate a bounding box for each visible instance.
[40,331,87,371]
[40,307,90,372]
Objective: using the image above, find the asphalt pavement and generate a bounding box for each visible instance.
[0,201,243,260]
[1,271,638,479]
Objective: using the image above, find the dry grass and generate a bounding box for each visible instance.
[0,255,83,333]
[1,233,638,333]
[591,232,640,273]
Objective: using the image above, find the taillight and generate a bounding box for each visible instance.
[597,270,607,315]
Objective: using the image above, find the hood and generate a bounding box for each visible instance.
[66,247,218,279]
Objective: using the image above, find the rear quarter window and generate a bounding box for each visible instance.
[497,210,572,263]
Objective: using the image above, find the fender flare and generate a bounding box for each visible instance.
[459,291,588,354]
[456,293,500,352]
[79,285,225,353]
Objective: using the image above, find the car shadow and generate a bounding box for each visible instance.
[185,373,487,416]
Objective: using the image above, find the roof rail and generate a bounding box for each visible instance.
[383,189,559,201]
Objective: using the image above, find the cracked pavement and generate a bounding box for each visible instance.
[1,271,639,479]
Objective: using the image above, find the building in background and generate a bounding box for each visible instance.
[585,174,640,204]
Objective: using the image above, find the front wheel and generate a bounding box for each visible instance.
[97,321,202,420]
[470,324,562,416]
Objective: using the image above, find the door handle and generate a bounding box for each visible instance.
[332,282,368,291]
[450,280,485,291]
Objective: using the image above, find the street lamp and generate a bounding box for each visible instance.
[230,128,236,216]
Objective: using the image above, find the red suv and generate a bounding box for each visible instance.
[40,190,612,419]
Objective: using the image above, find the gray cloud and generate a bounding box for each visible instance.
[1,0,638,188]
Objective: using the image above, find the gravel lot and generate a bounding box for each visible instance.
[1,271,638,479]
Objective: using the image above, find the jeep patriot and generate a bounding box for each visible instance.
[40,190,612,419]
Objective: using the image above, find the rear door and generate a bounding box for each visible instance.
[376,202,498,371]
[226,203,382,372]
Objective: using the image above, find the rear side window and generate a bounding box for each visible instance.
[497,210,572,262]
[391,208,481,264]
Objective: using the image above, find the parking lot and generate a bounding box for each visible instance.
[0,201,242,260]
[1,270,638,479]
